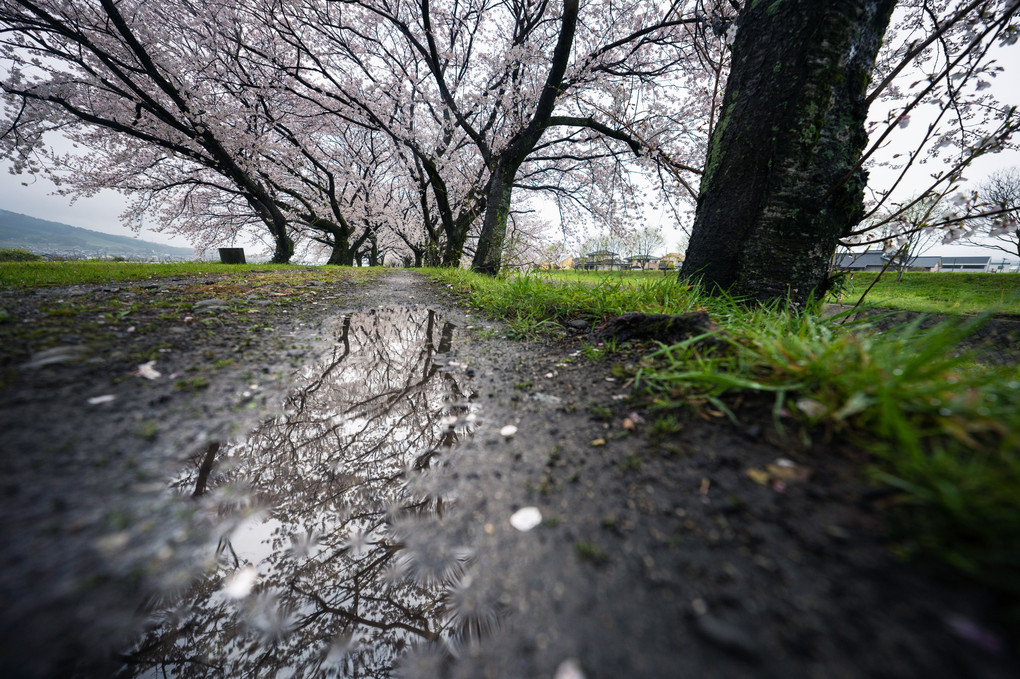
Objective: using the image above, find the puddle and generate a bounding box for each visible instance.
[120,308,481,677]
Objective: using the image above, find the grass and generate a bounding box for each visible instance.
[0,260,379,289]
[0,248,43,262]
[431,268,1020,609]
[0,262,377,373]
[831,271,1020,315]
[637,309,1020,590]
[427,267,704,336]
[535,268,1020,315]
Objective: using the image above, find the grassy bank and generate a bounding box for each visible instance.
[0,262,377,376]
[0,260,336,289]
[832,271,1020,315]
[430,268,1020,607]
[536,268,1020,315]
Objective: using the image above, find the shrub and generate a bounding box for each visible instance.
[0,248,42,262]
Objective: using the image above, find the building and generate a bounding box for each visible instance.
[626,254,657,270]
[582,249,622,270]
[940,256,991,272]
[656,252,685,270]
[834,250,941,272]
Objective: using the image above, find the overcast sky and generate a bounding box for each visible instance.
[0,165,195,247]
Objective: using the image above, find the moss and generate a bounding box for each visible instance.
[575,541,610,563]
[702,100,738,188]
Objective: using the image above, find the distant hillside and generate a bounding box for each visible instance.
[0,209,194,259]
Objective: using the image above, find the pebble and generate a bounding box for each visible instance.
[194,298,229,309]
[694,613,761,660]
[22,345,88,368]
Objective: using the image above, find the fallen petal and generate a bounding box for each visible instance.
[87,394,116,405]
[795,398,827,418]
[510,507,543,532]
[136,361,161,380]
[500,425,518,437]
[745,468,770,486]
[946,615,1004,654]
[554,658,586,679]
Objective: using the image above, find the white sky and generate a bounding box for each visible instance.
[0,167,194,247]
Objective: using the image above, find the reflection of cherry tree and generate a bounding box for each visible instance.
[122,308,482,677]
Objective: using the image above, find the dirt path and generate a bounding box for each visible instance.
[0,270,1013,678]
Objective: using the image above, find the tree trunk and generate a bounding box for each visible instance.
[471,161,516,275]
[313,219,352,266]
[680,0,897,306]
[369,237,380,266]
[440,200,482,267]
[262,208,294,264]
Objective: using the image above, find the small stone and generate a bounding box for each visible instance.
[695,614,760,659]
[23,345,88,368]
[194,298,229,309]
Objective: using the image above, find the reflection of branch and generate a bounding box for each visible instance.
[192,442,220,498]
[130,308,476,675]
[292,583,439,641]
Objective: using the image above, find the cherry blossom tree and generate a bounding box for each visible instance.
[681,0,1020,305]
[260,0,729,273]
[624,225,666,267]
[971,166,1020,258]
[2,0,736,269]
[0,0,302,262]
[841,0,1020,255]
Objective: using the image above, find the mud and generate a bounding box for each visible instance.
[0,270,1014,678]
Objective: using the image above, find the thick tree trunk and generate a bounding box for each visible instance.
[442,206,483,267]
[311,220,351,266]
[253,202,294,264]
[369,238,380,266]
[471,162,516,275]
[442,228,468,267]
[326,240,351,266]
[680,0,897,306]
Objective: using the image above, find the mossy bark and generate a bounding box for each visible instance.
[471,162,517,275]
[681,0,897,305]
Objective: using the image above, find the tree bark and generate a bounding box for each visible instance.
[471,161,516,275]
[680,0,897,306]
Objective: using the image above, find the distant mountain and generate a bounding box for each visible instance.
[0,209,194,259]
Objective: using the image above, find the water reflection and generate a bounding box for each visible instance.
[121,308,480,677]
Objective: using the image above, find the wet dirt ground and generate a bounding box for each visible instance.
[0,270,1014,678]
